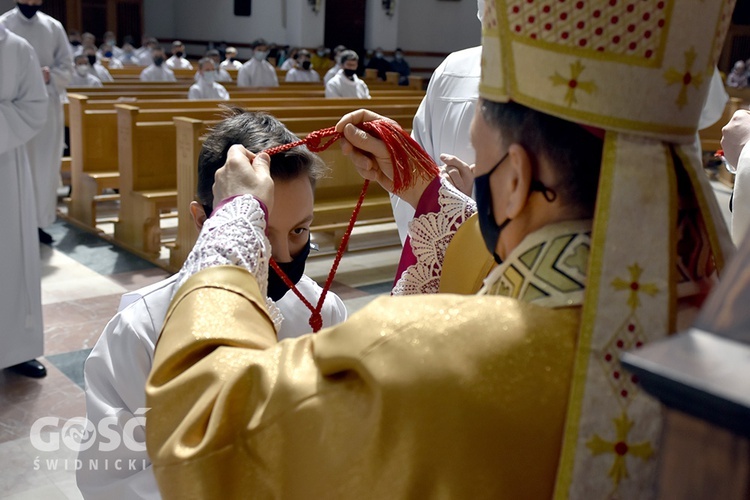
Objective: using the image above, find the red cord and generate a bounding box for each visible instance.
[264,120,438,332]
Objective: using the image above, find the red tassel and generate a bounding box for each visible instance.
[263,119,438,332]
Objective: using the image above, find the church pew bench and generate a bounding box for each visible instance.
[66,94,422,229]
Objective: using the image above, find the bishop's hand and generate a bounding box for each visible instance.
[722,109,750,169]
[213,145,275,214]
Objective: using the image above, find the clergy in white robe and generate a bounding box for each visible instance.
[237,57,278,87]
[285,66,320,83]
[0,4,72,229]
[0,24,48,370]
[390,45,483,245]
[139,49,176,82]
[325,69,371,99]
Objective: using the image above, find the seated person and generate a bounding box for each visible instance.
[237,38,279,87]
[366,47,391,81]
[139,47,177,82]
[98,42,123,69]
[166,40,193,69]
[285,49,320,83]
[77,109,348,499]
[279,47,298,71]
[202,49,232,81]
[727,60,748,88]
[70,54,102,87]
[220,46,242,70]
[323,45,347,85]
[390,47,410,86]
[325,50,370,99]
[310,45,333,73]
[83,46,113,82]
[188,57,230,100]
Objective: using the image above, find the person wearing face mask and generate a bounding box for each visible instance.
[83,46,113,82]
[323,44,347,85]
[198,49,231,82]
[77,109,346,499]
[365,46,391,81]
[100,30,122,59]
[68,28,82,56]
[98,42,123,69]
[285,49,320,83]
[220,46,242,71]
[389,47,410,86]
[139,47,177,82]
[69,54,103,87]
[0,0,73,245]
[166,40,193,70]
[136,37,160,66]
[310,44,333,74]
[237,38,279,87]
[279,47,299,71]
[188,58,230,101]
[325,50,370,99]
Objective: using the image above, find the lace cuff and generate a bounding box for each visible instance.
[175,195,271,299]
[392,179,477,295]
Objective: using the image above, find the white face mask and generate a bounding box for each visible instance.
[76,65,89,77]
[202,71,216,83]
[253,50,268,61]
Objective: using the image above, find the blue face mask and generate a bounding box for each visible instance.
[474,152,556,264]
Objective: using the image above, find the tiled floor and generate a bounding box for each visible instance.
[0,215,400,499]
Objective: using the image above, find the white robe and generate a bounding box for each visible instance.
[70,71,103,87]
[192,68,231,82]
[237,58,279,87]
[77,273,347,498]
[0,7,73,228]
[285,67,320,83]
[325,70,371,99]
[0,25,48,369]
[106,57,124,69]
[391,46,482,245]
[92,62,113,82]
[323,63,341,85]
[165,55,192,70]
[187,78,229,100]
[139,64,176,82]
[220,59,242,71]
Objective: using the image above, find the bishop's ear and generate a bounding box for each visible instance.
[189,201,207,230]
[504,143,534,219]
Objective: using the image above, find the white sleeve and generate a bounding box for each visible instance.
[77,306,161,500]
[0,38,48,156]
[187,85,200,100]
[237,66,249,87]
[732,142,750,245]
[167,70,176,82]
[49,23,73,93]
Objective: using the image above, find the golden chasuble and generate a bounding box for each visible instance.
[147,259,583,499]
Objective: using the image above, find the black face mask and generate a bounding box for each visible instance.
[17,3,40,19]
[71,40,82,46]
[474,152,557,264]
[153,56,164,66]
[227,57,234,63]
[267,238,310,302]
[301,60,311,71]
[343,68,356,79]
[175,51,184,58]
[87,55,97,66]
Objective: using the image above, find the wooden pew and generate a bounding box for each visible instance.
[66,93,423,228]
[114,106,415,257]
[170,117,405,271]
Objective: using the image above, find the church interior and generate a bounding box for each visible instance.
[1,0,750,498]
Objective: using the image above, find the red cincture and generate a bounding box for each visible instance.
[264,119,439,332]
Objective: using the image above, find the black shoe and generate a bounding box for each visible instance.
[7,359,47,378]
[38,228,53,245]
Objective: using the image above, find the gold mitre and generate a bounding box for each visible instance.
[479,1,736,498]
[480,0,735,143]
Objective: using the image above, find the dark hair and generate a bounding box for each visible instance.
[197,107,327,213]
[251,38,268,50]
[480,99,603,216]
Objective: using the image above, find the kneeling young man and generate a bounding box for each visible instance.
[77,109,347,499]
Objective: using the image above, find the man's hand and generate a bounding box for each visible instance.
[213,145,274,212]
[439,154,475,197]
[41,66,51,84]
[335,109,432,208]
[721,109,750,168]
